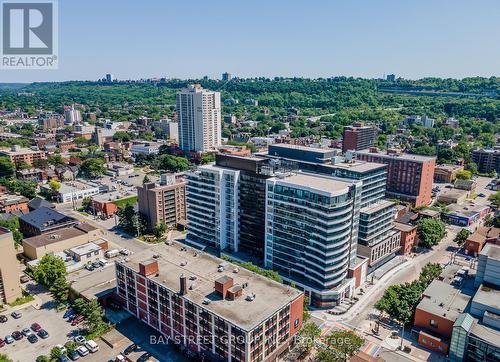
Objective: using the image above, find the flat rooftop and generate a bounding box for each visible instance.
[446,202,489,215]
[69,241,101,255]
[356,149,436,162]
[118,242,302,331]
[325,160,386,173]
[92,191,134,203]
[436,164,463,172]
[481,244,500,260]
[269,143,335,155]
[417,280,471,321]
[272,172,358,196]
[470,318,500,347]
[393,221,416,232]
[360,200,394,214]
[57,181,99,194]
[473,284,500,312]
[0,147,43,155]
[23,223,97,248]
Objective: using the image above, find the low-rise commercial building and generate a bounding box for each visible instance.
[0,228,22,304]
[434,164,464,183]
[19,206,78,237]
[66,242,103,263]
[115,243,304,362]
[474,244,500,288]
[41,180,100,203]
[437,189,468,205]
[441,203,490,227]
[22,222,100,260]
[131,141,161,156]
[464,227,500,256]
[413,280,471,354]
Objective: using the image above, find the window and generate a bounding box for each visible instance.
[430,319,438,328]
[294,319,299,328]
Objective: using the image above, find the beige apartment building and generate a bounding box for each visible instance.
[0,228,22,304]
[0,145,47,166]
[137,177,186,232]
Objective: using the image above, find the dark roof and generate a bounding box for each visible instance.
[396,211,418,225]
[28,197,55,210]
[20,207,75,230]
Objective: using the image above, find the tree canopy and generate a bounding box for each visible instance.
[416,218,446,248]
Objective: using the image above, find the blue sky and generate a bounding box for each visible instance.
[1,0,499,82]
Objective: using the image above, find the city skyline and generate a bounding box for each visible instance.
[0,0,499,82]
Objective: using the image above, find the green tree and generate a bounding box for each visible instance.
[455,170,472,180]
[153,222,167,238]
[489,191,500,207]
[15,161,31,170]
[82,299,105,333]
[416,218,446,248]
[64,341,78,353]
[142,174,151,184]
[325,330,365,361]
[375,281,423,324]
[454,229,471,246]
[79,158,105,179]
[48,154,65,166]
[117,205,146,236]
[33,254,67,287]
[0,156,15,178]
[0,354,14,362]
[158,154,192,172]
[418,263,443,286]
[200,153,215,164]
[50,346,62,360]
[113,131,132,142]
[299,322,321,353]
[0,216,23,244]
[49,276,70,303]
[81,196,93,211]
[48,179,61,191]
[316,346,343,362]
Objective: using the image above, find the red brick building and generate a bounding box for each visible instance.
[342,122,377,152]
[115,243,304,362]
[394,222,417,255]
[464,226,500,256]
[356,148,436,207]
[413,280,470,354]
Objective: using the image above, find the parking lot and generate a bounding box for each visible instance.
[1,304,79,362]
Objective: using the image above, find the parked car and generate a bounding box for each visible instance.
[38,329,49,339]
[91,261,101,268]
[85,339,99,353]
[55,344,67,355]
[0,315,7,323]
[124,343,137,355]
[63,309,74,319]
[11,331,23,340]
[115,354,131,362]
[478,193,486,197]
[68,350,80,360]
[22,327,33,336]
[58,355,69,362]
[4,335,14,344]
[74,335,86,344]
[11,311,22,319]
[76,346,89,356]
[85,264,94,271]
[137,352,152,362]
[28,334,39,343]
[31,322,42,332]
[71,315,84,326]
[105,249,120,258]
[20,274,30,283]
[0,338,5,348]
[98,259,108,267]
[120,248,131,256]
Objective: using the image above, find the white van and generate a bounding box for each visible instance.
[85,339,99,353]
[105,249,120,258]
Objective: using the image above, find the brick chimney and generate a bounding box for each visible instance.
[139,260,159,277]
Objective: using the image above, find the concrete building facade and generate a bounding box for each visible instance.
[177,85,221,152]
[0,228,22,304]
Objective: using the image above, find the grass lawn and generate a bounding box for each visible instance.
[113,196,138,208]
[9,292,34,307]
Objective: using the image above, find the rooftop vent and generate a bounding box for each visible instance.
[152,254,160,259]
[180,261,187,266]
[189,275,197,281]
[202,299,211,305]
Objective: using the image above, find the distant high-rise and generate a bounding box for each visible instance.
[64,105,82,125]
[176,84,221,152]
[386,74,396,81]
[222,72,232,81]
[105,73,114,82]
